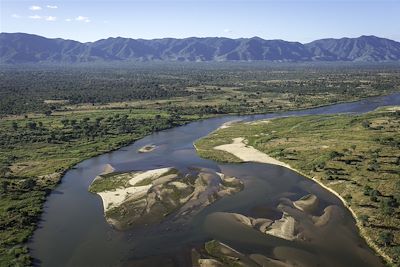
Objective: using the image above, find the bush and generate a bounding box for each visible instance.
[380,231,394,246]
[359,214,369,226]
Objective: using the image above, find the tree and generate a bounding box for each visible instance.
[329,151,344,159]
[380,231,394,247]
[364,185,373,196]
[359,214,369,226]
[20,178,36,190]
[344,194,352,204]
[61,119,69,127]
[380,197,398,215]
[44,110,52,116]
[362,120,371,128]
[95,117,104,125]
[11,122,18,130]
[27,121,37,130]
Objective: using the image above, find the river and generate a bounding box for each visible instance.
[29,93,400,266]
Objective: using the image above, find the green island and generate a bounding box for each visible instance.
[1,63,399,265]
[195,106,400,265]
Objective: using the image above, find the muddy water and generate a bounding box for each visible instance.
[29,93,400,266]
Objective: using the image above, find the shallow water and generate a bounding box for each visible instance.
[29,93,400,266]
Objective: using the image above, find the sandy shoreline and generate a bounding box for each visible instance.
[217,119,242,130]
[214,137,292,169]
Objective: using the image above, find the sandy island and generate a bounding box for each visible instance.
[138,144,156,153]
[96,167,172,212]
[89,166,243,229]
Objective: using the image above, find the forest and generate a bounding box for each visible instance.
[1,62,399,116]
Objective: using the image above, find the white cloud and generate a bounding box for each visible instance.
[11,14,21,19]
[75,16,90,23]
[45,16,57,21]
[29,5,42,11]
[224,29,232,33]
[46,5,58,9]
[65,18,72,22]
[29,15,42,19]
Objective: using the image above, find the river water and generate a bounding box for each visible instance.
[29,93,400,267]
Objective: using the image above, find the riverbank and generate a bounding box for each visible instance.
[194,106,400,265]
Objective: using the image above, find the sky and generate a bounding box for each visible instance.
[1,0,399,43]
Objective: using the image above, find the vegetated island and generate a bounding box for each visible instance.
[194,106,400,265]
[89,165,243,230]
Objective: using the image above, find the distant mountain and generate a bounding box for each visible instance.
[1,33,400,63]
[305,35,400,61]
[0,33,116,63]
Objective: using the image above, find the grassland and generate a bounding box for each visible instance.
[195,107,400,265]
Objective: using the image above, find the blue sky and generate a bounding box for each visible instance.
[1,0,399,43]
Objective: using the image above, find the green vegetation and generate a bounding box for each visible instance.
[89,172,132,193]
[0,109,201,266]
[195,107,400,264]
[1,63,399,116]
[1,63,399,266]
[133,177,154,187]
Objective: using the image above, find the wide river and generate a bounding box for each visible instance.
[29,93,400,267]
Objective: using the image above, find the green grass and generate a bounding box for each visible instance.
[133,177,154,187]
[89,172,133,193]
[195,107,400,265]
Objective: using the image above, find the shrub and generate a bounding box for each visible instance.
[380,231,394,247]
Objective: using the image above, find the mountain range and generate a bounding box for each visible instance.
[1,32,400,63]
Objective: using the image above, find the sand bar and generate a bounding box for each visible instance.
[214,137,291,168]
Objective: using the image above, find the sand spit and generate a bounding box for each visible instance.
[293,194,319,213]
[385,106,400,112]
[245,119,272,125]
[212,211,297,241]
[218,119,241,130]
[102,163,115,174]
[265,213,296,241]
[214,137,291,168]
[232,212,295,241]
